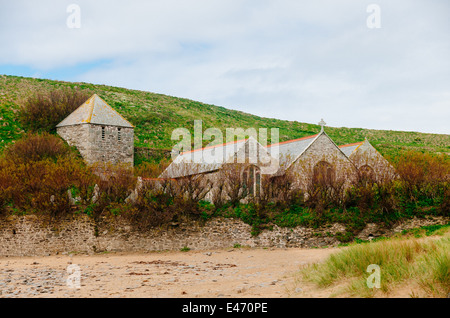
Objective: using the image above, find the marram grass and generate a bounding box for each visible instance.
[300,230,449,297]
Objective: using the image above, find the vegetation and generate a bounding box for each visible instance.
[0,76,447,300]
[18,86,92,133]
[0,75,449,159]
[0,131,447,238]
[299,225,450,297]
[0,75,448,242]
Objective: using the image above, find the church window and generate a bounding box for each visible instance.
[359,164,375,184]
[313,161,335,187]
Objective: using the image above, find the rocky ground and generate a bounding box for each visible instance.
[0,247,339,298]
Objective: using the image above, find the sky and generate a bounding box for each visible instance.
[0,0,449,134]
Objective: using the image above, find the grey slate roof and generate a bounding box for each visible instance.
[159,137,275,178]
[267,134,318,175]
[158,128,373,179]
[56,94,134,128]
[339,142,364,157]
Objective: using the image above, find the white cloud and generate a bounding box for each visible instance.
[0,0,449,134]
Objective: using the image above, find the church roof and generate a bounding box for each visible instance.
[159,137,274,178]
[158,127,373,179]
[339,141,364,157]
[267,134,318,169]
[56,94,134,128]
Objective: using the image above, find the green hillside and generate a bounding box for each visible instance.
[1,75,449,161]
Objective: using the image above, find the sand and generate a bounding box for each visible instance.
[0,247,340,298]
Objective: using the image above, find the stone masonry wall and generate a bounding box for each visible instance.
[0,215,447,257]
[57,124,134,166]
[88,125,134,165]
[57,124,90,160]
[288,133,357,190]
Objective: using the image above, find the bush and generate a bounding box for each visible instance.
[0,156,97,217]
[89,163,137,218]
[4,132,73,163]
[394,151,449,203]
[18,87,91,133]
[133,159,170,178]
[124,181,178,229]
[0,143,447,231]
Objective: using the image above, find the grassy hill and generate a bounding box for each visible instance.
[1,74,449,162]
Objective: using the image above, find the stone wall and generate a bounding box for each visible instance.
[57,124,90,160]
[57,124,134,166]
[88,125,134,165]
[0,215,447,257]
[288,133,356,190]
[348,141,397,182]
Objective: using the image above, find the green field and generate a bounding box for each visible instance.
[1,74,449,160]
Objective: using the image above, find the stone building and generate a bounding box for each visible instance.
[339,138,396,182]
[56,94,134,166]
[158,121,394,202]
[158,137,277,202]
[271,128,357,192]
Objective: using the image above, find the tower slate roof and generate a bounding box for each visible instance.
[56,94,134,128]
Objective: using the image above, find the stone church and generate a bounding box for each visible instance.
[159,121,395,202]
[56,94,394,202]
[56,94,134,166]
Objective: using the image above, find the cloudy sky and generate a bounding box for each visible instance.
[1,0,449,134]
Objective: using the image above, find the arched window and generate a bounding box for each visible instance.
[243,165,261,197]
[313,161,335,187]
[359,164,375,183]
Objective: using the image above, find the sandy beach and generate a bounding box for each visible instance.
[0,247,339,298]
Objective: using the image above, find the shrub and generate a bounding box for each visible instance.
[171,174,213,216]
[18,87,91,133]
[260,173,304,208]
[440,188,450,216]
[90,163,137,218]
[4,132,73,163]
[0,156,96,217]
[335,231,354,243]
[0,159,16,214]
[0,132,95,217]
[125,183,177,229]
[133,159,170,178]
[218,163,249,206]
[394,151,449,203]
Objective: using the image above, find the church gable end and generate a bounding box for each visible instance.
[343,139,396,182]
[286,132,357,190]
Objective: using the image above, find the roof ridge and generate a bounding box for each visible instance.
[267,134,318,148]
[339,141,364,148]
[86,95,96,123]
[180,138,248,155]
